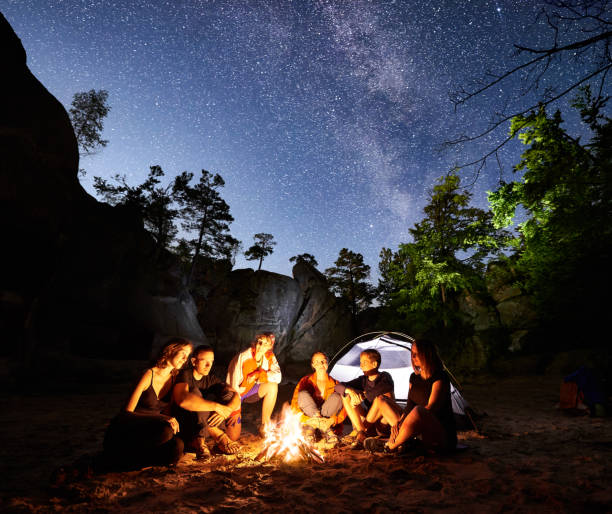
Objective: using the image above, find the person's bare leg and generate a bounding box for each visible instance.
[225,410,241,441]
[365,395,388,424]
[377,396,403,426]
[342,395,365,432]
[258,382,278,425]
[386,406,446,450]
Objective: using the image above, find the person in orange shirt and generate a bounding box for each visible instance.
[226,332,281,439]
[291,352,346,447]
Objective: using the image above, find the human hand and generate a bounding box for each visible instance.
[167,417,179,434]
[208,412,224,427]
[246,369,260,384]
[390,423,399,443]
[215,403,233,420]
[347,389,363,406]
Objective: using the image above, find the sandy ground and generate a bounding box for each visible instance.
[1,368,611,513]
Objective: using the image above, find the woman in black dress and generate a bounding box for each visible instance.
[103,338,192,469]
[366,338,456,452]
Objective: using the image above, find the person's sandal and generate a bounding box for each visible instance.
[216,433,240,455]
[364,437,387,453]
[341,429,358,446]
[350,430,367,450]
[192,437,211,460]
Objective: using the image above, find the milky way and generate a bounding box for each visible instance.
[3,0,607,279]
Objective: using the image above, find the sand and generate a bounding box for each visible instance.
[1,370,610,513]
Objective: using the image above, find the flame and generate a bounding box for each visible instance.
[257,403,324,463]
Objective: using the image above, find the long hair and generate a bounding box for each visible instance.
[412,338,442,375]
[155,337,192,368]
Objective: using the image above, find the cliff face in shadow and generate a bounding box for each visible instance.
[198,261,353,363]
[0,14,203,366]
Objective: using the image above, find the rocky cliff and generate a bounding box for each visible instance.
[0,14,203,363]
[199,261,353,363]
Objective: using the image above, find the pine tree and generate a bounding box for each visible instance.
[325,248,375,320]
[174,169,238,285]
[93,165,179,255]
[244,233,276,271]
[289,253,318,267]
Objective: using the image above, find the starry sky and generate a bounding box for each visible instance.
[3,1,606,281]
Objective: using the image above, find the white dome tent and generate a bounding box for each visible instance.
[328,331,476,430]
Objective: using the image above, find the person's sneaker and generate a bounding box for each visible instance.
[191,437,211,460]
[324,429,339,448]
[364,437,387,453]
[302,425,316,443]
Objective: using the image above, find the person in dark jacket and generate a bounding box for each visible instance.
[365,338,457,453]
[334,349,394,449]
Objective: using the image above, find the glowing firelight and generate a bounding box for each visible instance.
[257,403,325,464]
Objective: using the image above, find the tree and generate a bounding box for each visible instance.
[376,246,416,307]
[69,89,110,156]
[386,171,508,328]
[325,248,376,320]
[289,253,318,267]
[448,0,611,172]
[244,233,276,270]
[93,165,180,255]
[174,170,239,285]
[488,88,612,340]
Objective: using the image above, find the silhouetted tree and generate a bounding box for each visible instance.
[325,248,375,321]
[448,0,611,173]
[244,233,276,270]
[93,165,179,255]
[174,170,239,285]
[69,89,110,156]
[289,253,318,267]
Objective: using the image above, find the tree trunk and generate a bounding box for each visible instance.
[187,222,206,286]
[258,256,263,270]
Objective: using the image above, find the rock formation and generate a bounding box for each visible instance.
[199,262,352,363]
[0,14,203,364]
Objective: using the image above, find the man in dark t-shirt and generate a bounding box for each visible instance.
[172,345,240,459]
[334,349,394,449]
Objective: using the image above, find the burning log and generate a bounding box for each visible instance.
[256,403,326,464]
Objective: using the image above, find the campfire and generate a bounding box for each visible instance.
[256,403,325,464]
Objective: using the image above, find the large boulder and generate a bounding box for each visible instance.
[0,14,203,362]
[289,261,353,361]
[199,263,352,363]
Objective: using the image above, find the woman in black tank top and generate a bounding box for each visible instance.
[103,338,193,469]
[366,338,457,453]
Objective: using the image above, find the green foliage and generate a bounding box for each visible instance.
[488,89,612,340]
[325,248,375,320]
[289,253,318,267]
[69,89,110,156]
[244,233,276,271]
[379,171,509,336]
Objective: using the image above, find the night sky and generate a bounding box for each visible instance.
[2,1,602,279]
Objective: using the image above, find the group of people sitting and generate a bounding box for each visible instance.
[102,332,456,469]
